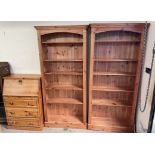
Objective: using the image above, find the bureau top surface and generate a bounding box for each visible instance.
[3,74,41,80]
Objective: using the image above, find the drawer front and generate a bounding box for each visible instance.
[5,107,39,117]
[7,118,41,127]
[4,97,38,108]
[3,79,39,96]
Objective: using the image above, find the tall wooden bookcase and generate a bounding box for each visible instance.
[88,23,148,132]
[35,26,87,129]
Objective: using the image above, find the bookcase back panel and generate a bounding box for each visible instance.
[92,105,132,126]
[43,44,83,60]
[41,32,83,42]
[93,76,135,90]
[94,43,140,59]
[45,75,83,87]
[46,90,83,101]
[47,104,83,116]
[94,61,137,73]
[95,31,141,41]
[44,62,83,73]
[92,91,133,106]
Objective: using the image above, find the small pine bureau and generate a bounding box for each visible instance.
[3,75,43,131]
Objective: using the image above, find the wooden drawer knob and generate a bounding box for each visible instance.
[9,102,14,105]
[28,123,34,125]
[28,102,34,106]
[9,111,15,115]
[18,79,22,84]
[9,121,15,125]
[25,111,33,116]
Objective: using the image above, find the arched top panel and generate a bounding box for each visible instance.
[41,32,83,42]
[95,30,141,42]
[91,23,147,34]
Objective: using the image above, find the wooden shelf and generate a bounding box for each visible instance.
[46,98,83,105]
[44,59,83,62]
[42,41,83,44]
[89,117,132,132]
[94,59,138,62]
[95,40,140,43]
[92,86,134,92]
[94,72,136,76]
[48,114,83,123]
[45,84,83,90]
[45,114,85,129]
[92,99,132,107]
[45,71,83,76]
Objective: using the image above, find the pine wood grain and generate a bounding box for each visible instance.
[88,23,147,132]
[3,75,43,131]
[35,25,87,128]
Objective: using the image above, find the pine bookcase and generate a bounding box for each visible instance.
[88,23,149,132]
[35,26,87,129]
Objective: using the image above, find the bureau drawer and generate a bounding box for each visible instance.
[7,118,41,127]
[5,107,39,117]
[3,97,38,107]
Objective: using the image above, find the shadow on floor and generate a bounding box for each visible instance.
[0,124,103,133]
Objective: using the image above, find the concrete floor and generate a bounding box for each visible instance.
[0,124,102,133]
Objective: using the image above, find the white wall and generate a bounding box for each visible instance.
[0,21,155,132]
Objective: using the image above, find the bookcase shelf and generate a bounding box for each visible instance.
[95,40,140,43]
[46,98,83,105]
[92,86,134,92]
[92,99,132,107]
[88,23,148,132]
[42,41,83,44]
[44,71,83,76]
[36,25,87,129]
[45,114,84,129]
[94,72,136,76]
[94,59,138,62]
[89,117,132,132]
[44,59,83,62]
[45,84,83,90]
